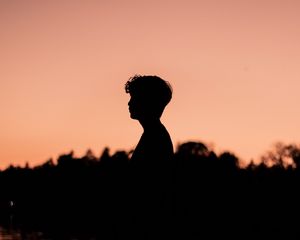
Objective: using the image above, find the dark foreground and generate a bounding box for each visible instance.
[1,142,300,239]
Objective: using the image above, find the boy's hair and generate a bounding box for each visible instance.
[125,75,172,110]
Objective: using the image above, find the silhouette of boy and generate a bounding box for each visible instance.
[126,74,173,171]
[125,74,174,239]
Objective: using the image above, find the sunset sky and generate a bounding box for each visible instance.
[1,0,300,169]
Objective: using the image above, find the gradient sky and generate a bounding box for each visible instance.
[1,0,300,169]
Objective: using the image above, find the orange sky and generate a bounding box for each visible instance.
[1,0,300,169]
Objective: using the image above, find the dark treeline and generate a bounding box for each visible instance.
[1,141,300,239]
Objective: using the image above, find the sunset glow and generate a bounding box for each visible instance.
[1,0,300,169]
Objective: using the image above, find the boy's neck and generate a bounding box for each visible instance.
[139,118,162,131]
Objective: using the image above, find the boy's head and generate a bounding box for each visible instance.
[125,75,172,120]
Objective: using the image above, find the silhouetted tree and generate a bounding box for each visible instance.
[219,151,239,170]
[261,142,299,168]
[177,141,209,157]
[57,151,74,168]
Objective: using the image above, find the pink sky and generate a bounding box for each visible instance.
[1,0,300,169]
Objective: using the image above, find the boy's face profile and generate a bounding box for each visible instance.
[128,95,140,120]
[128,94,152,120]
